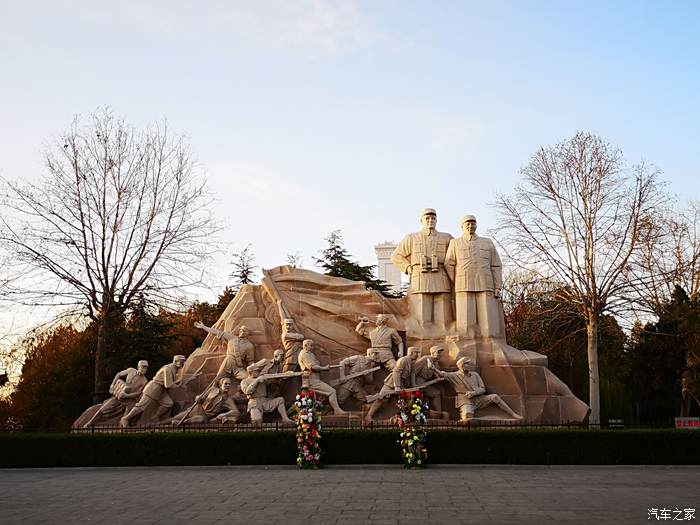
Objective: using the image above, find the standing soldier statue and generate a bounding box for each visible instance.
[355,314,404,371]
[391,208,453,332]
[281,318,305,372]
[194,321,256,381]
[445,214,505,339]
[335,349,381,405]
[364,346,422,424]
[261,349,286,397]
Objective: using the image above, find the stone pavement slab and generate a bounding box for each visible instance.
[0,465,698,524]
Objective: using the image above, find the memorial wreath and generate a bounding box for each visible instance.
[396,389,429,468]
[293,388,323,468]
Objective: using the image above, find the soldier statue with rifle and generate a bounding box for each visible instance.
[240,359,298,425]
[365,346,443,424]
[298,339,347,416]
[333,349,382,405]
[168,377,240,425]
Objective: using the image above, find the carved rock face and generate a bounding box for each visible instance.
[73,266,589,427]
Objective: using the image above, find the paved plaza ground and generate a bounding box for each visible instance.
[1,465,698,524]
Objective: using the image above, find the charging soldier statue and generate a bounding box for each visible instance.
[83,360,149,428]
[120,355,186,427]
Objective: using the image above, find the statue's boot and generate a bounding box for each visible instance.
[154,405,171,423]
[365,399,383,424]
[277,403,293,423]
[120,407,142,428]
[328,393,347,415]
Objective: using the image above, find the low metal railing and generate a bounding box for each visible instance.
[1,419,677,434]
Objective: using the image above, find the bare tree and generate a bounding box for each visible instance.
[230,243,258,290]
[0,108,218,402]
[629,200,700,315]
[494,132,666,424]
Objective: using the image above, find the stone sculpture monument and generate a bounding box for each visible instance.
[194,322,255,382]
[167,377,240,425]
[120,355,186,427]
[364,346,422,424]
[355,314,404,370]
[391,208,453,335]
[240,359,295,426]
[433,357,522,422]
[414,346,445,414]
[281,318,304,372]
[298,339,347,416]
[74,208,590,430]
[334,350,381,405]
[445,214,505,338]
[83,360,149,428]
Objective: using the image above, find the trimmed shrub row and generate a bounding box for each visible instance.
[1,429,698,468]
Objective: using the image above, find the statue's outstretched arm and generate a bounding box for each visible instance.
[194,321,230,340]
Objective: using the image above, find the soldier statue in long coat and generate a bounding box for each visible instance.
[391,208,453,330]
[445,214,505,338]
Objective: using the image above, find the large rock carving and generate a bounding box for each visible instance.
[74,208,590,427]
[74,264,588,428]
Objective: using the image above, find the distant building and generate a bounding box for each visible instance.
[374,242,401,293]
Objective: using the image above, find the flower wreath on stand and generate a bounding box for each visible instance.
[396,389,429,468]
[293,387,323,468]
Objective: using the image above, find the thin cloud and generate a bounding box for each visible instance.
[2,0,388,58]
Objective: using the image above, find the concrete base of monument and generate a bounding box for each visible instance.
[458,416,526,426]
[321,413,364,426]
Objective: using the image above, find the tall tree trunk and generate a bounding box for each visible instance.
[93,311,117,404]
[586,313,601,426]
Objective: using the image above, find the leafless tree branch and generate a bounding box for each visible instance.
[0,107,220,401]
[493,132,668,424]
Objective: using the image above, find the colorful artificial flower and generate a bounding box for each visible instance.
[396,390,429,468]
[292,387,323,468]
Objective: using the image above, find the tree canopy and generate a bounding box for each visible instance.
[0,108,218,401]
[315,230,400,297]
[495,131,667,424]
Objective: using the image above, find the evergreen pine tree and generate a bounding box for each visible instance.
[230,244,258,291]
[314,230,400,297]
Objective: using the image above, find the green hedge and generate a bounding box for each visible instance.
[1,429,698,468]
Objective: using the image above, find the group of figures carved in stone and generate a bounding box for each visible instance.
[80,325,522,428]
[74,209,590,429]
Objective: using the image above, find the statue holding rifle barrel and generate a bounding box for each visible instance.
[364,346,442,424]
[332,349,382,406]
[298,339,347,416]
[240,359,297,425]
[168,377,240,425]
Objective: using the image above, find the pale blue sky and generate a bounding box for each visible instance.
[1,0,699,303]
